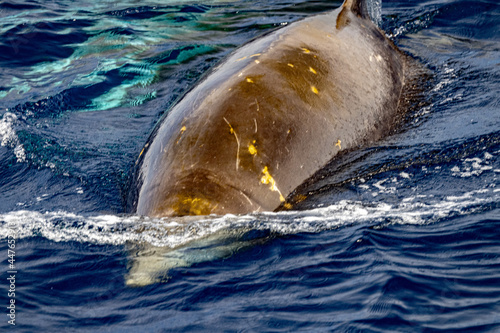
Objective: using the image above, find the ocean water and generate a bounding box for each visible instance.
[0,0,499,331]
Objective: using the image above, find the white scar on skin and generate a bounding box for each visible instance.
[223,117,240,171]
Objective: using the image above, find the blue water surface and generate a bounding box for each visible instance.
[0,0,499,332]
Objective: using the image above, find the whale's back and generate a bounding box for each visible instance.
[131,0,406,217]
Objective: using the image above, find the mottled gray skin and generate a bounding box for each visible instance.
[133,0,405,217]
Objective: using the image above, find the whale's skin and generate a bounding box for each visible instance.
[125,227,270,286]
[131,0,405,217]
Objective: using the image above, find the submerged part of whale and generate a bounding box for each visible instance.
[126,227,271,286]
[129,0,408,217]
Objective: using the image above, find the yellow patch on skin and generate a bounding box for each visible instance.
[283,202,293,209]
[236,56,247,61]
[301,48,311,53]
[261,166,285,202]
[250,53,261,58]
[136,147,145,164]
[254,60,260,64]
[336,140,342,149]
[176,196,213,216]
[309,67,317,74]
[246,78,254,83]
[287,63,294,68]
[295,194,307,203]
[176,126,187,144]
[311,86,319,94]
[248,141,257,155]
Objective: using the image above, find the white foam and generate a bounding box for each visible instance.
[400,172,411,179]
[451,156,494,178]
[1,187,497,248]
[367,0,382,27]
[0,112,26,163]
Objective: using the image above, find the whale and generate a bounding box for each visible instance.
[125,225,271,286]
[125,0,418,287]
[128,0,408,218]
[125,0,416,286]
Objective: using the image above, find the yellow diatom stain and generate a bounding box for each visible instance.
[336,139,342,149]
[248,141,257,155]
[287,63,294,68]
[283,202,293,209]
[254,60,260,64]
[301,48,311,53]
[136,147,145,164]
[311,86,319,94]
[309,67,317,74]
[176,126,187,144]
[250,53,261,58]
[295,194,307,203]
[246,78,254,83]
[261,166,285,202]
[236,56,247,61]
[177,196,213,216]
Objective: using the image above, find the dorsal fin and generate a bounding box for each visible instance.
[337,0,372,29]
[342,0,370,20]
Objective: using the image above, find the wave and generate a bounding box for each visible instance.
[0,112,26,162]
[1,187,497,248]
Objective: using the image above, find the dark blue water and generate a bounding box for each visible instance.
[1,0,499,331]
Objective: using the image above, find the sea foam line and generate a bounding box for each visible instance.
[0,187,497,248]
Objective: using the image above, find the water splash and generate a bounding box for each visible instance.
[367,0,382,27]
[0,112,26,162]
[1,187,497,248]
